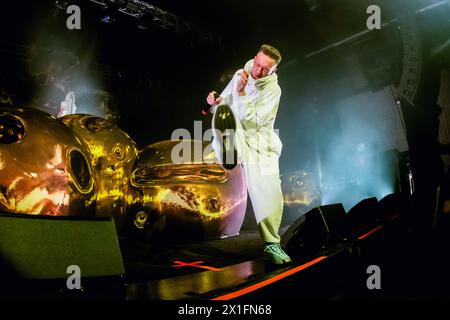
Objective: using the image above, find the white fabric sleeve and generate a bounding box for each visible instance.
[237,86,281,129]
[221,70,244,107]
[219,76,234,104]
[210,74,236,114]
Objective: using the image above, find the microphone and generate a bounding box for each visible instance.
[202,92,220,115]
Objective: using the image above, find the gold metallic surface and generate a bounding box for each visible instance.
[61,114,138,232]
[1,109,247,241]
[0,107,96,216]
[281,170,321,207]
[128,140,247,241]
[281,170,322,220]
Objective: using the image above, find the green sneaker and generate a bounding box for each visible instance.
[263,242,292,265]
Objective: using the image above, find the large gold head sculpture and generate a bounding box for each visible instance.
[61,114,138,233]
[0,107,248,242]
[128,140,248,241]
[0,107,96,216]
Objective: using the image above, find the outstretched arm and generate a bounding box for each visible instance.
[206,76,235,114]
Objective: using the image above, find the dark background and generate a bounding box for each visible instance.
[0,0,449,186]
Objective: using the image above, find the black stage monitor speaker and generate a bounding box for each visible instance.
[281,203,347,256]
[379,193,409,222]
[0,214,125,281]
[346,197,381,238]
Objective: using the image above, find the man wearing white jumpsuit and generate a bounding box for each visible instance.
[207,44,291,264]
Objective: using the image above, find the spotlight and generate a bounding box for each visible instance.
[356,143,366,153]
[55,0,69,10]
[101,5,118,24]
[101,14,114,24]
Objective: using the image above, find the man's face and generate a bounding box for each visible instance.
[251,52,277,79]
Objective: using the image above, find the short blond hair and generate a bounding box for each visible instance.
[259,44,282,64]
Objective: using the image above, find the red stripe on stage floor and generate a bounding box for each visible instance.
[172,260,221,271]
[357,225,383,240]
[211,256,328,300]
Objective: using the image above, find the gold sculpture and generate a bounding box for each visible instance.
[61,114,138,234]
[0,107,96,216]
[128,140,247,241]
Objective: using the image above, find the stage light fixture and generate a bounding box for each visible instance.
[137,12,153,30]
[101,5,118,24]
[55,0,69,11]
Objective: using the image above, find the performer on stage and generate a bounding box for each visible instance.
[57,91,77,117]
[206,44,291,264]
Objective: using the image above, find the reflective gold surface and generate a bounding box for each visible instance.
[281,170,322,218]
[128,140,247,241]
[1,109,247,241]
[0,107,96,216]
[61,114,138,232]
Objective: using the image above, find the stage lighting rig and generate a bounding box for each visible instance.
[55,0,70,11]
[304,0,321,12]
[136,12,153,30]
[89,0,191,32]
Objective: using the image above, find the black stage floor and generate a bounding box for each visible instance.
[120,220,450,300]
[2,207,450,300]
[121,230,265,283]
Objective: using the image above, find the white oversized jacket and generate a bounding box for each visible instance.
[211,59,284,224]
[212,59,283,175]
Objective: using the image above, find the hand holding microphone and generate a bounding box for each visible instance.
[203,68,247,115]
[202,91,223,115]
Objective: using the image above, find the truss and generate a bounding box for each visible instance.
[89,0,191,32]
